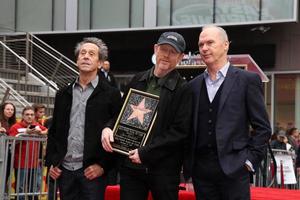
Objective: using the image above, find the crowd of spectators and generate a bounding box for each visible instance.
[0,102,50,199]
[270,124,300,178]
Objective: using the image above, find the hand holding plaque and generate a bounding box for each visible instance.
[112,89,159,155]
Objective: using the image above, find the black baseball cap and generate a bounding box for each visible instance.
[157,32,186,53]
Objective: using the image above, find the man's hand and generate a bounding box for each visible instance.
[26,125,41,135]
[34,125,42,134]
[129,149,141,164]
[245,164,252,172]
[297,167,300,176]
[49,165,62,180]
[101,127,114,152]
[26,127,36,135]
[84,164,104,180]
[0,127,7,133]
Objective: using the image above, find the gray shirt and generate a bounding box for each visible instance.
[62,75,99,171]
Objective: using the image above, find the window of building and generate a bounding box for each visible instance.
[215,0,259,23]
[91,0,130,29]
[265,75,272,126]
[17,0,53,32]
[171,0,214,26]
[262,0,295,21]
[78,0,143,29]
[158,0,297,27]
[130,0,144,27]
[157,0,172,26]
[78,0,91,30]
[0,0,15,32]
[273,74,300,131]
[53,0,66,31]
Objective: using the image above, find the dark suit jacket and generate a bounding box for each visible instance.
[122,68,192,175]
[45,77,122,173]
[296,148,300,168]
[185,65,271,178]
[98,70,118,88]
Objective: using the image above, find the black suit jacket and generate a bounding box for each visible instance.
[45,77,122,173]
[296,148,300,168]
[185,65,271,178]
[122,68,192,175]
[98,70,118,88]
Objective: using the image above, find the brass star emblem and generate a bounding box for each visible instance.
[127,98,152,124]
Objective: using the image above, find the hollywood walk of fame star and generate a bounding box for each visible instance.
[127,98,152,124]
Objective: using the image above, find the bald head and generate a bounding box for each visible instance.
[198,25,230,69]
[201,25,229,43]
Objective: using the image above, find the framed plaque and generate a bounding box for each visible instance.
[112,88,159,155]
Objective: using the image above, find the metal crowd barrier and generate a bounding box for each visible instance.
[0,133,48,200]
[1,133,299,199]
[253,147,300,189]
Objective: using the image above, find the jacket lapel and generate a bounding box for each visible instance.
[66,82,73,95]
[192,75,204,135]
[136,69,150,91]
[158,70,182,118]
[88,78,105,100]
[218,65,238,115]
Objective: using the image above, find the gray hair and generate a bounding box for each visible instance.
[202,25,229,42]
[74,37,108,61]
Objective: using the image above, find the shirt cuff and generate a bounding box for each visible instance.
[245,160,255,172]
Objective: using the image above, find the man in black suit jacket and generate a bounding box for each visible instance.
[101,32,192,200]
[45,37,122,200]
[99,60,118,88]
[185,25,271,200]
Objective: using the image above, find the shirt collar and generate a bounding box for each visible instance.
[90,75,99,88]
[153,67,179,89]
[148,67,166,86]
[148,67,157,80]
[101,68,108,75]
[139,66,180,91]
[73,75,99,89]
[204,62,230,79]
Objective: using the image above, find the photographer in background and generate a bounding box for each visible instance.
[270,129,293,152]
